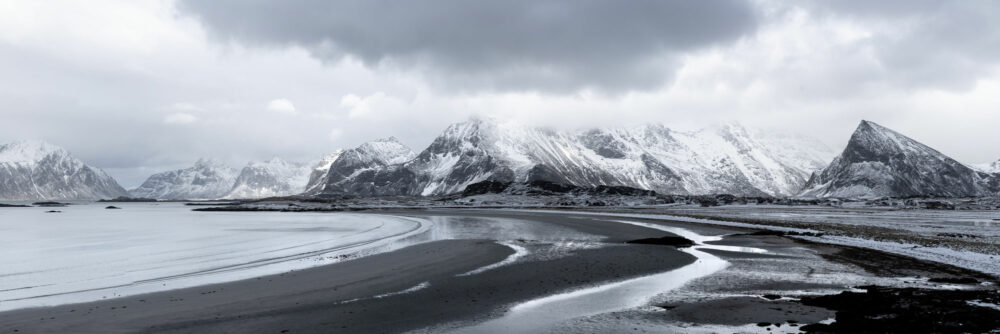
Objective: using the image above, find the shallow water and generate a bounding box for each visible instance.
[451,221,766,333]
[0,203,426,311]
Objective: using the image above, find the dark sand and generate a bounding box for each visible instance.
[0,210,704,333]
[4,209,994,333]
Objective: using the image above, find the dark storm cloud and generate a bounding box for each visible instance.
[807,0,1000,91]
[177,0,759,93]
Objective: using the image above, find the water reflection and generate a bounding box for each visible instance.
[452,221,766,333]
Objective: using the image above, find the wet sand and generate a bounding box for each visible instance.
[0,210,704,333]
[3,209,995,333]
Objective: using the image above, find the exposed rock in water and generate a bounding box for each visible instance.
[625,236,695,248]
[927,277,980,284]
[32,201,69,207]
[98,196,157,202]
[799,286,1000,333]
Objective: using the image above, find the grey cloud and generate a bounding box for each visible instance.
[177,0,759,93]
[806,0,1000,91]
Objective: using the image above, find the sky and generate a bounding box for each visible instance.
[1,0,999,187]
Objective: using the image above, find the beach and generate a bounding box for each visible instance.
[1,207,997,333]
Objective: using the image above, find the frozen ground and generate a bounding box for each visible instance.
[0,203,427,311]
[579,205,1000,276]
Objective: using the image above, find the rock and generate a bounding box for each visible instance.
[98,196,157,202]
[927,277,979,284]
[105,206,121,209]
[625,236,695,248]
[32,201,69,207]
[799,286,1000,333]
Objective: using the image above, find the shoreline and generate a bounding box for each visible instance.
[0,210,704,333]
[2,208,997,333]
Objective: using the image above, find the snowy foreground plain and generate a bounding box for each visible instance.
[0,203,427,311]
[601,205,1000,276]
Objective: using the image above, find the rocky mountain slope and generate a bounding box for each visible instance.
[303,150,344,194]
[800,121,999,198]
[315,137,418,196]
[317,119,835,197]
[224,158,312,199]
[129,159,238,200]
[0,140,128,200]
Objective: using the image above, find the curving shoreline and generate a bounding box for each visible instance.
[2,208,997,333]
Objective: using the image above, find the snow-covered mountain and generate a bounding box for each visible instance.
[972,159,1000,174]
[129,159,238,200]
[304,150,343,194]
[223,158,312,199]
[318,118,835,197]
[800,120,999,198]
[317,137,418,196]
[0,140,128,200]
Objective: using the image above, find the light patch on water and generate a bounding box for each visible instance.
[450,222,759,333]
[458,241,530,276]
[613,220,768,254]
[374,281,431,299]
[967,300,1000,311]
[0,203,430,311]
[335,280,433,306]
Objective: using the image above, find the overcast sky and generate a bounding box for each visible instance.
[2,0,999,187]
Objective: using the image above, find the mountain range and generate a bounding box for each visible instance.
[223,158,313,199]
[2,119,997,200]
[0,140,127,200]
[315,119,836,197]
[129,159,238,200]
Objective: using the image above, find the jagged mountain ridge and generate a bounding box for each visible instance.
[316,137,418,196]
[0,140,128,200]
[129,159,238,200]
[318,119,836,197]
[223,158,313,199]
[800,121,999,198]
[973,159,1000,174]
[304,150,344,194]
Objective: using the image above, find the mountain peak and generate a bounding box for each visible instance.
[0,140,70,163]
[801,120,990,198]
[855,120,891,135]
[193,158,226,168]
[369,136,398,143]
[0,140,127,200]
